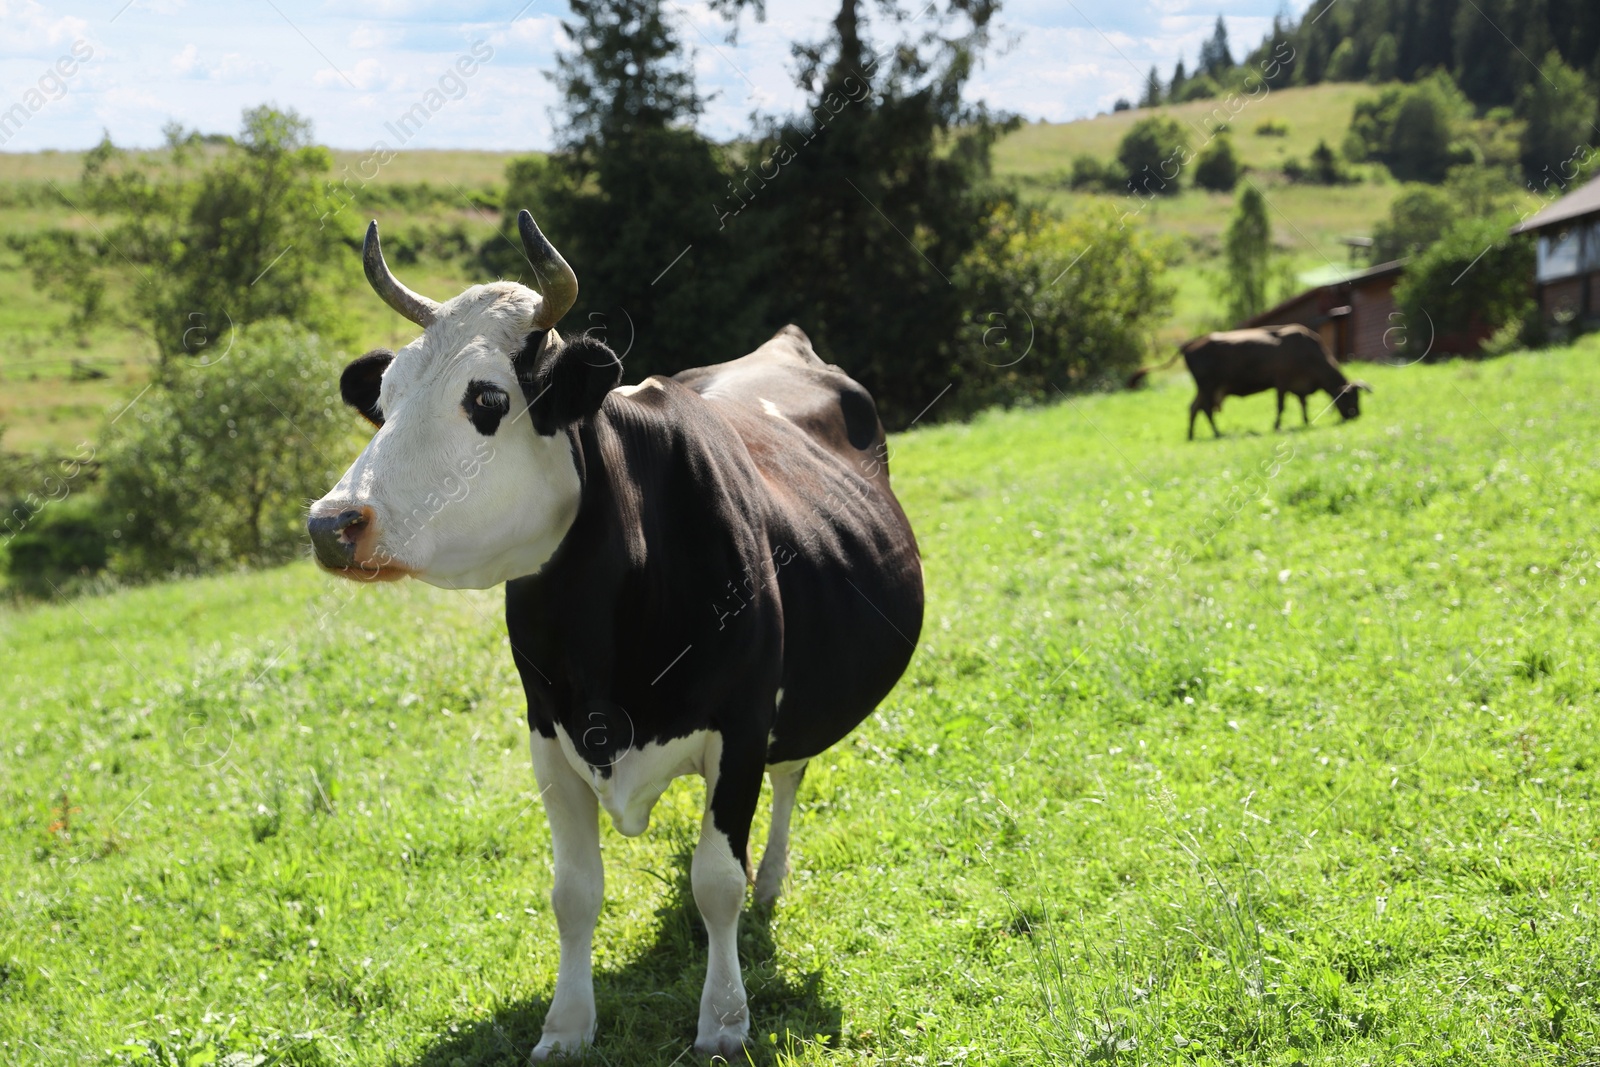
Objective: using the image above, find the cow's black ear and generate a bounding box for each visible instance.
[526,336,622,436]
[341,348,393,427]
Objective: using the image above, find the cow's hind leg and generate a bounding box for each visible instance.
[694,736,764,1058]
[1274,389,1285,430]
[1299,394,1310,425]
[755,760,807,905]
[530,735,603,1061]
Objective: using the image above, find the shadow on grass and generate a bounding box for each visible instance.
[392,849,842,1067]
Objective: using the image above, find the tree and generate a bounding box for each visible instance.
[486,0,762,380]
[1117,115,1189,196]
[1393,215,1534,354]
[100,323,351,578]
[1139,66,1163,108]
[1345,73,1473,183]
[1307,139,1346,183]
[957,203,1173,406]
[48,107,345,375]
[1368,32,1398,82]
[1194,135,1241,191]
[1370,184,1456,261]
[1222,185,1272,323]
[1197,16,1234,80]
[1328,39,1363,81]
[1169,58,1188,100]
[1516,50,1599,185]
[725,0,1018,425]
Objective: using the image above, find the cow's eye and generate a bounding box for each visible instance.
[463,381,511,435]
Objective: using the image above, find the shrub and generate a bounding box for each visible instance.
[1069,154,1123,192]
[1117,116,1189,196]
[956,202,1174,406]
[1254,118,1290,137]
[1393,216,1535,356]
[1174,74,1220,102]
[100,323,352,580]
[1371,185,1456,261]
[3,496,108,597]
[1345,73,1475,183]
[1194,136,1241,191]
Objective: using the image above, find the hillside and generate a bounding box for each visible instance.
[993,82,1379,179]
[2,338,1599,1064]
[0,82,1403,455]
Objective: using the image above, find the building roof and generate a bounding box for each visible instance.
[1511,174,1600,234]
[1239,259,1405,329]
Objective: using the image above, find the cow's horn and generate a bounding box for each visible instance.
[363,220,440,328]
[517,209,578,329]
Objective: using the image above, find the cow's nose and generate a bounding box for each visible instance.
[308,506,373,569]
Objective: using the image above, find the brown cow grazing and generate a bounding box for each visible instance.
[1180,324,1371,440]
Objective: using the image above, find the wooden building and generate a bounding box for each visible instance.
[1238,260,1405,361]
[1511,174,1600,329]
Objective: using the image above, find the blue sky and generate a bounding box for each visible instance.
[0,0,1310,152]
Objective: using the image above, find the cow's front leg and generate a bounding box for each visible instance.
[530,734,603,1061]
[693,737,763,1058]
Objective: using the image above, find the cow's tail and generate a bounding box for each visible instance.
[1126,346,1188,390]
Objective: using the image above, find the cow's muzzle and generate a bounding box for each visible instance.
[308,505,376,571]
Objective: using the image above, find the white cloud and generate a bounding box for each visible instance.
[0,0,91,57]
[314,57,387,90]
[169,44,271,83]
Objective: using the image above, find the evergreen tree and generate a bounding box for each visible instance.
[729,0,1016,425]
[492,0,762,379]
[1194,135,1240,191]
[1197,16,1235,80]
[1170,58,1187,99]
[1223,185,1272,323]
[1139,66,1163,108]
[1516,50,1599,185]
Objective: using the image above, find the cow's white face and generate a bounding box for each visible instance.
[309,282,585,589]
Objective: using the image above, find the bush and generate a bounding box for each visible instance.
[1345,73,1474,183]
[1194,136,1241,191]
[1174,74,1220,102]
[3,496,108,597]
[1117,116,1189,196]
[1068,154,1123,192]
[1393,216,1535,356]
[1254,118,1290,137]
[100,323,352,580]
[1371,185,1456,261]
[1286,140,1350,185]
[956,203,1174,406]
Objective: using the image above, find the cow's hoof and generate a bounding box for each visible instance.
[530,1032,591,1062]
[695,1025,750,1060]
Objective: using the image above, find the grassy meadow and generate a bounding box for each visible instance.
[3,335,1599,1065]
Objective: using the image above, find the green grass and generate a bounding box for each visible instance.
[994,83,1384,181]
[4,336,1599,1065]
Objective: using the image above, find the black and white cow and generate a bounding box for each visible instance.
[308,212,924,1059]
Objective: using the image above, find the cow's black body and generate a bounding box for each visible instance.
[505,326,923,864]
